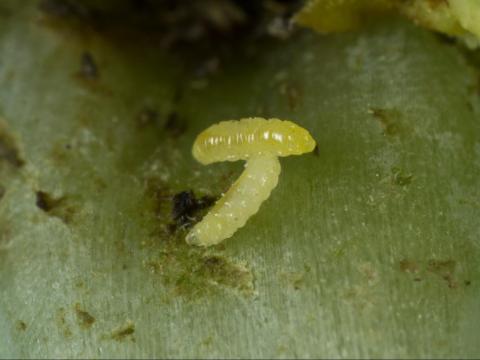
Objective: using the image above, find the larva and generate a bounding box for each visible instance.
[186,117,316,247]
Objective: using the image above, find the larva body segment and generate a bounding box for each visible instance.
[187,117,316,247]
[186,156,280,247]
[192,117,316,165]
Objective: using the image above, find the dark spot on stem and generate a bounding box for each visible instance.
[73,52,111,95]
[36,191,61,212]
[399,259,419,273]
[74,303,95,329]
[111,321,135,341]
[279,82,302,111]
[16,320,27,332]
[171,190,216,228]
[79,52,99,80]
[56,307,72,338]
[35,191,76,223]
[427,259,457,288]
[164,112,187,137]
[0,122,24,168]
[368,107,405,137]
[0,184,5,201]
[391,167,413,186]
[136,107,159,129]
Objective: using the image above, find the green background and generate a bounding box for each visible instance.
[0,1,479,358]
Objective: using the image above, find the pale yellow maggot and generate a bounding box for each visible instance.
[187,117,316,247]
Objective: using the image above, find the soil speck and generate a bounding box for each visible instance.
[171,190,216,228]
[79,52,99,80]
[111,320,135,342]
[16,320,27,332]
[74,303,95,329]
[35,191,76,223]
[0,119,24,168]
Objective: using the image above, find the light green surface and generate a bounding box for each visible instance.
[0,2,479,358]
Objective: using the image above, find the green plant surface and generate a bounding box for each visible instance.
[0,1,479,358]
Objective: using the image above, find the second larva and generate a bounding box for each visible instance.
[186,117,316,247]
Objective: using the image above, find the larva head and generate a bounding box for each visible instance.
[192,118,316,164]
[274,120,316,157]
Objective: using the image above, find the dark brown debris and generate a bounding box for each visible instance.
[74,303,96,329]
[111,321,135,341]
[16,320,27,332]
[0,125,24,168]
[79,52,99,80]
[36,191,62,212]
[164,112,187,137]
[171,190,216,228]
[35,191,76,223]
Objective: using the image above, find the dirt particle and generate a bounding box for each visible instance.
[79,52,99,80]
[16,320,27,332]
[427,259,458,288]
[280,271,306,290]
[0,119,24,168]
[144,176,171,218]
[145,246,255,299]
[400,258,459,288]
[136,107,159,129]
[399,259,419,273]
[36,191,59,212]
[195,255,255,295]
[200,335,214,348]
[56,307,72,339]
[164,112,187,137]
[279,82,302,111]
[171,190,216,229]
[35,191,76,223]
[0,184,5,200]
[391,167,413,186]
[427,259,456,273]
[368,107,405,137]
[73,52,111,95]
[111,320,135,342]
[74,303,95,329]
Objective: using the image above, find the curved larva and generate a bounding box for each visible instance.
[186,156,280,246]
[187,117,316,247]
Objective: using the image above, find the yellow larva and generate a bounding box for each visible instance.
[186,117,316,247]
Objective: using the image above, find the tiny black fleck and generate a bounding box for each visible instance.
[164,112,187,137]
[36,191,58,212]
[171,191,216,228]
[79,52,98,80]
